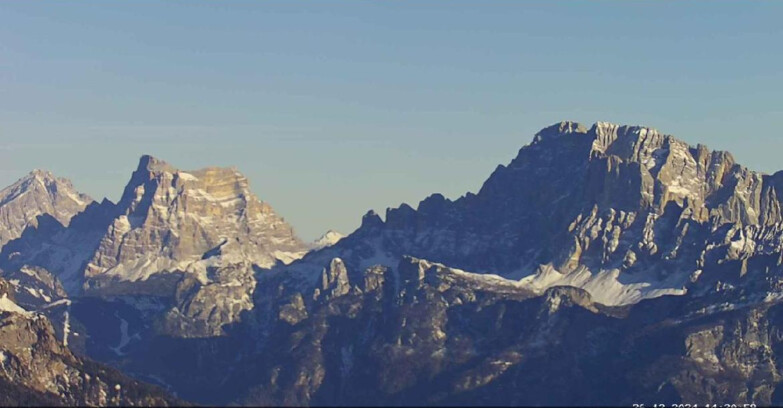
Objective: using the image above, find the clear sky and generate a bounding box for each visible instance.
[1,1,782,241]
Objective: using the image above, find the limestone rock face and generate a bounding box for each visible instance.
[279,121,783,307]
[0,155,308,338]
[161,261,258,337]
[85,155,307,292]
[0,170,92,248]
[10,121,783,406]
[316,258,351,300]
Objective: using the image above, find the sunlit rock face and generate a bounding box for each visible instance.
[0,169,92,248]
[278,121,783,307]
[7,122,783,406]
[78,156,308,337]
[0,155,308,338]
[83,155,307,294]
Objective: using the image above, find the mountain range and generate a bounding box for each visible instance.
[2,121,783,406]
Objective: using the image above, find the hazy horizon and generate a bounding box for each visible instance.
[2,1,782,240]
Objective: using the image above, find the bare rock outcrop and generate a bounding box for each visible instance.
[0,170,92,248]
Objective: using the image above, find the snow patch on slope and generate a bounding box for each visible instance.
[407,257,688,306]
[313,230,345,249]
[0,294,30,315]
[518,264,689,306]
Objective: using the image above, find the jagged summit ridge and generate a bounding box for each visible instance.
[530,120,666,147]
[5,123,783,406]
[0,155,310,337]
[137,154,174,172]
[0,170,92,247]
[550,122,758,220]
[278,121,783,306]
[241,120,783,405]
[85,155,308,286]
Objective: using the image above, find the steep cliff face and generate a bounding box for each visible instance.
[0,156,308,338]
[176,121,783,406]
[279,121,783,307]
[84,155,306,293]
[0,198,120,295]
[6,121,783,406]
[0,170,92,248]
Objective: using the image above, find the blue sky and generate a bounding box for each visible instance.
[1,1,782,240]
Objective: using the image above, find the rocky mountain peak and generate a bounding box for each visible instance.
[84,155,308,292]
[5,122,783,406]
[284,121,783,309]
[137,154,173,173]
[360,210,384,229]
[531,120,589,143]
[28,168,55,179]
[0,170,93,248]
[1,169,89,205]
[497,121,756,220]
[0,154,313,337]
[531,120,673,157]
[313,230,345,249]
